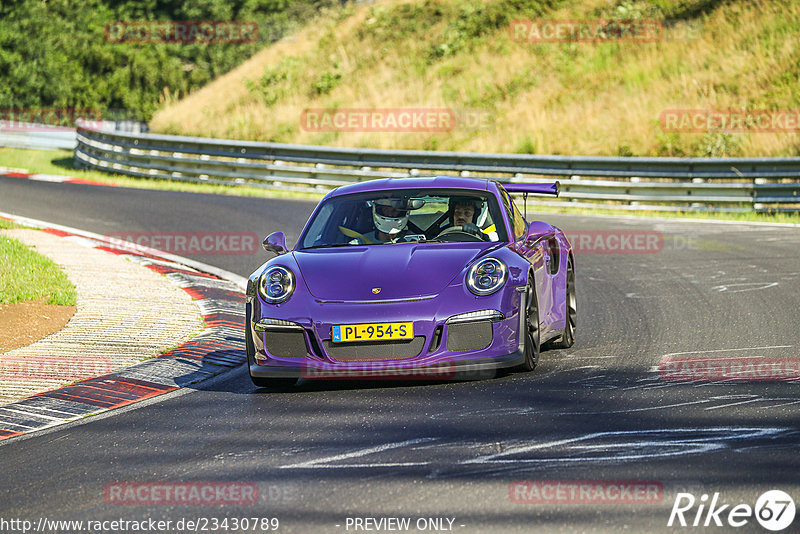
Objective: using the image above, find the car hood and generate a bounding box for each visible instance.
[294,243,497,301]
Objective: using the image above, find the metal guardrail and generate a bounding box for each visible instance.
[75,127,800,212]
[0,121,148,150]
[1,128,76,150]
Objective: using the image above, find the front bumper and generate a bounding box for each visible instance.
[247,286,528,381]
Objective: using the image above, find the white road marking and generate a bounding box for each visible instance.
[569,374,606,382]
[273,426,797,476]
[461,427,790,466]
[711,282,779,293]
[28,174,68,182]
[0,407,64,422]
[704,398,766,411]
[757,400,800,409]
[280,437,438,469]
[293,462,428,469]
[586,399,710,414]
[462,435,596,464]
[660,345,793,359]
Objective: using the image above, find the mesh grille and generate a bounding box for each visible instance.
[264,331,307,358]
[323,336,426,361]
[446,321,493,352]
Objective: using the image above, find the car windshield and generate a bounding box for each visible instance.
[297,189,509,249]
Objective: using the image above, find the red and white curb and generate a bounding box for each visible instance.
[0,213,248,442]
[1,168,117,187]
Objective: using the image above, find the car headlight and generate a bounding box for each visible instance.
[258,266,295,304]
[467,258,507,296]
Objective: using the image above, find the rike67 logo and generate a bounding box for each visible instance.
[668,490,795,531]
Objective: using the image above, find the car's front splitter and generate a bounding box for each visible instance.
[248,348,525,381]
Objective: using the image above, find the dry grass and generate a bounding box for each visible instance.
[150,0,800,157]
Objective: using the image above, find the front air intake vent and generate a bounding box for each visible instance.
[264,331,307,358]
[446,321,492,352]
[323,337,426,361]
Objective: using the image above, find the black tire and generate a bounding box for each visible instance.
[548,256,576,349]
[516,278,540,372]
[251,376,297,389]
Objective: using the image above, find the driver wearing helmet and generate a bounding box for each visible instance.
[444,196,487,239]
[350,198,410,244]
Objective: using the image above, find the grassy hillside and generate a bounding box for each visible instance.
[150,0,800,157]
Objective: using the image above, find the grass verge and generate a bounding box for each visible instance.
[0,219,23,230]
[0,233,77,305]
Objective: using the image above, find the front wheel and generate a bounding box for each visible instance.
[517,279,540,372]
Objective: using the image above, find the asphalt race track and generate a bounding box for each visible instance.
[1,175,799,533]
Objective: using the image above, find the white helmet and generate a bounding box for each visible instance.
[372,198,409,235]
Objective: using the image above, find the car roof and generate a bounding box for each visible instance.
[328,176,493,198]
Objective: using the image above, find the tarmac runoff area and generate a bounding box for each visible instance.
[0,220,247,441]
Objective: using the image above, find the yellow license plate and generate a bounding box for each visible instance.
[331,322,414,343]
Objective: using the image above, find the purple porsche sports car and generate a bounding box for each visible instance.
[245,176,575,387]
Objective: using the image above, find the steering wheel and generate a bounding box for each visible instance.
[434,226,486,242]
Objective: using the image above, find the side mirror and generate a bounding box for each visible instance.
[524,221,555,245]
[262,232,288,255]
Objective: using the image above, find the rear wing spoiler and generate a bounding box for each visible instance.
[502,181,559,197]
